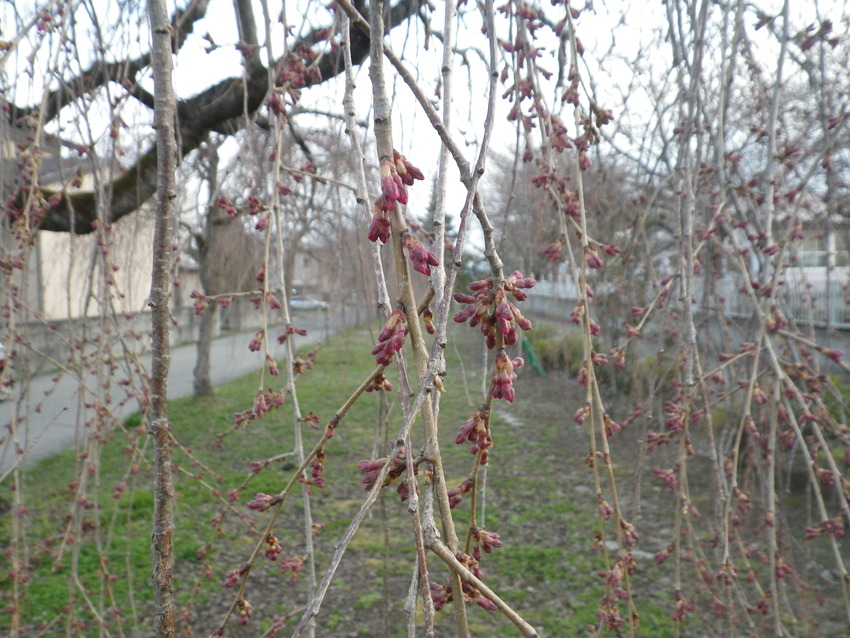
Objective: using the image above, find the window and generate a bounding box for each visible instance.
[798,236,827,268]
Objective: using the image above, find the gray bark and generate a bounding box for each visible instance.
[146,0,179,634]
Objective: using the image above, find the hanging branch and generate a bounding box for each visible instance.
[145,0,179,635]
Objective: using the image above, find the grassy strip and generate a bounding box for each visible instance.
[3,324,675,635]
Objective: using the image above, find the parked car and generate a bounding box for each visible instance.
[290,297,329,311]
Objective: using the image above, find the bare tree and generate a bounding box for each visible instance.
[2,0,849,637]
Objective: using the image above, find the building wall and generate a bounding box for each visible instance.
[37,210,157,320]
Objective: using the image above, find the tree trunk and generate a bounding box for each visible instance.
[192,306,216,397]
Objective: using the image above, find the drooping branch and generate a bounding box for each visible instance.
[146,0,179,633]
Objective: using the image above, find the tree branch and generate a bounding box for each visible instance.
[18,0,422,234]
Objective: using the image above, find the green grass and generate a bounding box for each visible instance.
[2,323,674,636]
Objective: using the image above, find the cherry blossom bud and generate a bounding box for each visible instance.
[248,330,264,352]
[652,468,678,491]
[819,347,843,363]
[380,158,407,208]
[368,207,392,244]
[393,150,425,185]
[423,306,435,334]
[585,246,604,269]
[476,596,498,611]
[264,534,283,561]
[573,402,591,425]
[279,556,304,584]
[474,527,503,553]
[447,478,474,509]
[542,235,566,261]
[402,233,439,276]
[490,350,519,402]
[372,308,407,366]
[246,493,276,511]
[223,567,245,588]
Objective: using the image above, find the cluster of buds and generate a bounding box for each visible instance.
[663,401,686,436]
[766,306,788,333]
[585,245,605,269]
[365,374,394,393]
[401,232,440,276]
[818,346,844,364]
[367,202,392,244]
[371,306,406,366]
[380,151,424,209]
[429,582,453,612]
[454,271,535,348]
[804,514,845,540]
[246,492,279,512]
[233,388,287,428]
[265,355,279,377]
[447,477,474,509]
[246,195,265,216]
[672,591,694,623]
[216,196,239,218]
[358,442,414,500]
[250,293,280,310]
[254,214,270,232]
[752,384,768,405]
[490,350,523,403]
[236,599,253,625]
[277,324,307,344]
[394,150,424,189]
[455,407,491,462]
[620,518,639,547]
[470,526,503,560]
[542,234,566,261]
[292,349,316,375]
[190,290,210,315]
[652,468,678,492]
[279,556,304,584]
[248,330,264,352]
[302,411,320,430]
[264,534,283,561]
[430,552,497,612]
[223,565,248,588]
[380,157,408,209]
[655,546,673,565]
[368,151,425,244]
[299,449,326,493]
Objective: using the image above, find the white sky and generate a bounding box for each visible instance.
[2,0,846,233]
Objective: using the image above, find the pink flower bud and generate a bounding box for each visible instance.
[402,233,439,276]
[394,150,425,185]
[490,350,519,402]
[246,493,276,511]
[585,246,604,269]
[368,208,392,244]
[248,330,264,352]
[380,158,407,208]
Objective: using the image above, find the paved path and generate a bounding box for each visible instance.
[0,311,345,476]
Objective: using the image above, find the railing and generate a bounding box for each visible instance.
[712,272,850,330]
[527,273,850,331]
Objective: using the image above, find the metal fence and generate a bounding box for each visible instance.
[713,274,850,330]
[527,275,850,331]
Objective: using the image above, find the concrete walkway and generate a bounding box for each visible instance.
[0,311,347,477]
